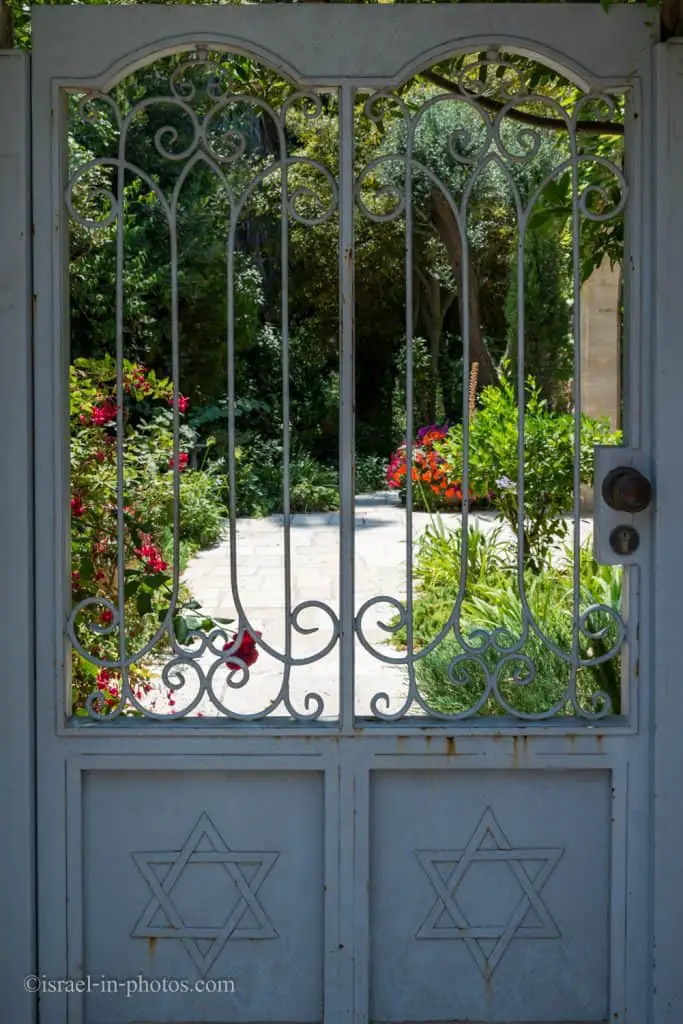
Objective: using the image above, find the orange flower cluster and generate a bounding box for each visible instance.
[386,424,466,503]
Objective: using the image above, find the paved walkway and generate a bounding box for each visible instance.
[179,493,416,718]
[153,494,592,718]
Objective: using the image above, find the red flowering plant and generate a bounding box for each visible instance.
[386,423,488,511]
[69,356,227,716]
[223,628,262,673]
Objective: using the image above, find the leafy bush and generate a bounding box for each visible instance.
[505,227,573,409]
[393,520,623,717]
[437,373,620,572]
[356,454,389,493]
[69,357,227,714]
[231,440,340,517]
[289,453,339,513]
[178,465,228,550]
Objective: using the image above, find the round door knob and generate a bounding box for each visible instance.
[601,466,652,514]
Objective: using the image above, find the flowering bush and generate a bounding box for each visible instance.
[436,374,621,572]
[386,424,487,510]
[69,356,227,715]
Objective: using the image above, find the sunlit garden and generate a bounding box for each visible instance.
[66,47,627,718]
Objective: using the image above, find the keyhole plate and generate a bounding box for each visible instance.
[609,524,639,557]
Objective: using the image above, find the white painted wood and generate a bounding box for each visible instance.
[0,50,36,1024]
[651,40,683,1024]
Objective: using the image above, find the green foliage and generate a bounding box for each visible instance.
[528,143,625,283]
[355,455,389,493]
[67,76,279,421]
[437,373,620,572]
[178,465,228,550]
[41,36,631,537]
[393,337,439,431]
[289,455,340,513]
[69,358,227,714]
[395,521,623,717]
[505,230,573,408]
[231,440,340,517]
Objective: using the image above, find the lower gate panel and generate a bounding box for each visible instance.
[76,768,325,1023]
[370,769,611,1024]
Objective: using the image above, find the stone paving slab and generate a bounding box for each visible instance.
[144,494,594,718]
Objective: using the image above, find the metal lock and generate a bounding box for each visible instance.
[601,466,652,514]
[609,524,640,557]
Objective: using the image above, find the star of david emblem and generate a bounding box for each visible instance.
[416,807,563,977]
[132,812,278,976]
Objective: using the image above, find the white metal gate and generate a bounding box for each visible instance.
[26,5,662,1022]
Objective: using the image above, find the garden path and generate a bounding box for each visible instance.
[163,494,593,718]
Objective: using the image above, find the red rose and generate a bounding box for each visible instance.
[71,495,85,517]
[224,629,261,669]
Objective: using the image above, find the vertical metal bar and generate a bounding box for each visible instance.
[570,126,582,684]
[459,198,471,586]
[281,149,292,675]
[516,228,526,587]
[170,223,181,607]
[226,220,239,614]
[339,85,355,731]
[404,113,414,683]
[114,129,129,703]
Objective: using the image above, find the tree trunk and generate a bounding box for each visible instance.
[0,1,14,48]
[430,185,499,390]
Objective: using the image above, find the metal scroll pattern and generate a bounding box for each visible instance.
[354,56,628,720]
[66,54,339,719]
[66,50,628,722]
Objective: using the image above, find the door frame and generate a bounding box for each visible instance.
[3,6,683,1023]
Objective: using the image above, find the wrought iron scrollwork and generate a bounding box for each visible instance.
[354,53,628,721]
[67,51,339,720]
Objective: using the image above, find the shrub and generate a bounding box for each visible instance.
[178,464,227,550]
[356,454,389,493]
[231,440,340,517]
[392,520,623,717]
[289,454,339,513]
[437,373,620,572]
[69,356,227,715]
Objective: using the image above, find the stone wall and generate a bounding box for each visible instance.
[580,254,621,431]
[579,254,621,513]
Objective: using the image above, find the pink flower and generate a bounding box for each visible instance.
[96,668,111,691]
[134,533,168,574]
[71,495,85,517]
[91,399,117,426]
[100,609,113,625]
[169,452,189,472]
[168,394,190,414]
